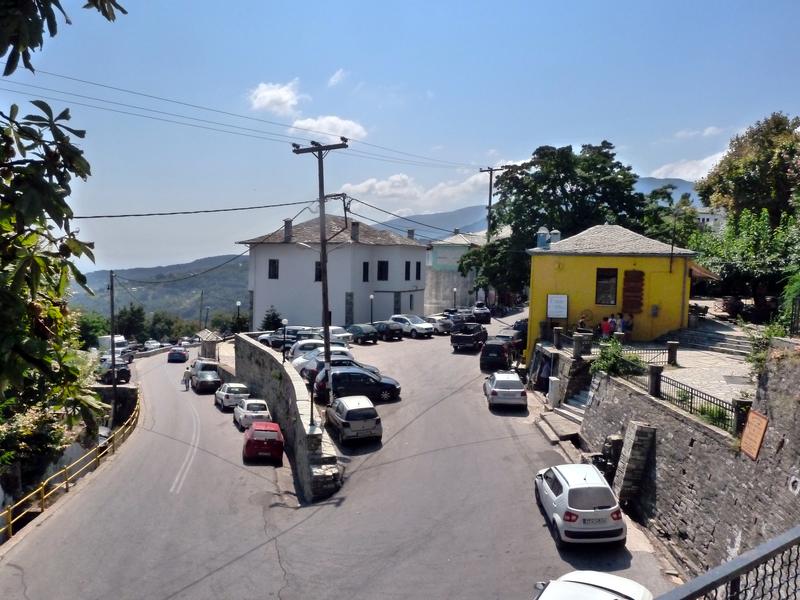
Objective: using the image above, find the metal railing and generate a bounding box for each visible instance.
[1,401,140,542]
[657,524,800,599]
[618,358,650,391]
[660,375,735,432]
[623,345,668,365]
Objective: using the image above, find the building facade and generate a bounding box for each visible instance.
[240,217,427,329]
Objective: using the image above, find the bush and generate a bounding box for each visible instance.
[741,319,787,376]
[590,339,647,376]
[697,404,730,429]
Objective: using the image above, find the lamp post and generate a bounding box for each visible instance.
[453,287,457,310]
[281,318,288,363]
[235,300,241,333]
[204,306,210,329]
[369,294,374,325]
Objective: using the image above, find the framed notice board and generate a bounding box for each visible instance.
[547,294,568,319]
[740,410,768,460]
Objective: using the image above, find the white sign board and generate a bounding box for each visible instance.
[547,294,568,319]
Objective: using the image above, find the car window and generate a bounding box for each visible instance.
[252,430,279,441]
[345,407,378,421]
[246,402,267,412]
[495,379,522,390]
[568,487,616,510]
[200,363,217,372]
[238,400,246,409]
[229,385,249,395]
[408,315,424,324]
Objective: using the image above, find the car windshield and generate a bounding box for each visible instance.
[407,315,425,324]
[568,487,617,510]
[198,372,218,380]
[475,302,486,308]
[200,364,217,371]
[495,379,523,390]
[252,430,279,441]
[483,346,503,356]
[346,408,378,420]
[246,403,267,412]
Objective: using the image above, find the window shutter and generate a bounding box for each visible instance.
[622,270,644,313]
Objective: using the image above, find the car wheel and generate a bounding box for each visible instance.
[380,389,392,402]
[551,520,565,550]
[410,329,418,339]
[614,537,627,549]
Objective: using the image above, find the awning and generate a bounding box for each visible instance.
[689,261,719,280]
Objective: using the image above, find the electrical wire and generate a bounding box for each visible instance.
[347,209,438,243]
[346,194,458,234]
[74,199,313,219]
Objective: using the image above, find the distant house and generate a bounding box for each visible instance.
[525,224,710,359]
[696,206,727,232]
[239,216,427,328]
[424,225,511,314]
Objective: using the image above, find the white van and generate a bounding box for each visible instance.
[98,334,128,353]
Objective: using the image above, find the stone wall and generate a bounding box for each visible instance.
[581,341,800,575]
[232,334,342,502]
[535,344,592,408]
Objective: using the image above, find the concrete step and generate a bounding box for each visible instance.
[535,417,561,446]
[553,406,584,426]
[540,412,582,442]
[561,401,586,417]
[678,341,750,358]
[674,336,752,350]
[567,390,590,406]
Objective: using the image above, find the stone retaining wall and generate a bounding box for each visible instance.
[229,334,342,502]
[581,340,800,575]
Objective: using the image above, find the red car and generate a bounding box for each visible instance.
[242,421,284,465]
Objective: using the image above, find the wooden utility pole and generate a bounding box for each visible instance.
[108,270,117,427]
[198,290,204,331]
[479,165,512,242]
[292,139,349,427]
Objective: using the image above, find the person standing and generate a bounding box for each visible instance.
[182,366,191,391]
[600,316,612,339]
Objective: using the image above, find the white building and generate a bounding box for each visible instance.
[240,216,427,329]
[696,206,727,232]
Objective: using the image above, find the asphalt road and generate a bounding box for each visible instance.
[0,315,675,599]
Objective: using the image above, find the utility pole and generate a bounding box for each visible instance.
[198,290,204,331]
[292,138,349,428]
[108,270,117,428]
[479,165,512,242]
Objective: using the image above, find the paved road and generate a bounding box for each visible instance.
[0,316,675,599]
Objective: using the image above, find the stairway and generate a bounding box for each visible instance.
[553,389,590,425]
[665,328,752,358]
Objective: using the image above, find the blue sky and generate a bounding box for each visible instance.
[2,0,798,269]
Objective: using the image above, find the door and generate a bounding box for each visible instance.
[345,292,354,326]
[393,291,401,314]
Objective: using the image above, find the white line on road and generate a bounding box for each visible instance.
[169,396,201,495]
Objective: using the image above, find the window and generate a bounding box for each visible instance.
[377,260,389,281]
[415,261,421,280]
[268,259,279,279]
[595,268,618,305]
[404,261,411,280]
[362,261,369,282]
[409,294,414,311]
[314,261,321,282]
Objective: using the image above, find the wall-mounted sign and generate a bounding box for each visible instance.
[741,410,769,460]
[547,294,568,319]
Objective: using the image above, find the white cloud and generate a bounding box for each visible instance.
[327,68,347,87]
[341,174,422,200]
[702,126,723,137]
[291,115,367,141]
[248,79,307,115]
[650,150,725,181]
[674,125,724,139]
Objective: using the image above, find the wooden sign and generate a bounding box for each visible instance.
[547,294,568,319]
[741,410,769,460]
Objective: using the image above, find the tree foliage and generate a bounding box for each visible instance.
[116,302,146,341]
[696,112,800,226]
[260,306,283,331]
[77,310,108,349]
[641,185,702,248]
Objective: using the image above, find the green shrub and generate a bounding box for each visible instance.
[590,339,647,376]
[697,404,730,429]
[740,319,787,376]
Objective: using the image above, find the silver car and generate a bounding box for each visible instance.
[233,399,271,430]
[483,371,527,407]
[425,314,453,335]
[215,383,250,410]
[325,395,382,443]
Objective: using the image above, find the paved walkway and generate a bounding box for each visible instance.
[664,348,755,403]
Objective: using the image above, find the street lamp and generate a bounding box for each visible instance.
[453,287,457,310]
[369,294,374,325]
[281,318,288,363]
[235,300,241,333]
[204,306,210,329]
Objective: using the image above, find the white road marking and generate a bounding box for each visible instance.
[169,397,201,495]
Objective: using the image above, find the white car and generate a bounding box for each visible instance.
[288,339,348,361]
[233,399,271,430]
[389,314,434,338]
[291,347,353,374]
[533,571,652,600]
[311,326,353,345]
[257,331,274,345]
[534,464,627,548]
[424,314,453,335]
[215,383,251,410]
[472,301,491,324]
[483,371,527,407]
[143,339,161,351]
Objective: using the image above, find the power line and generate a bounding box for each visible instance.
[74,199,313,219]
[8,67,476,168]
[347,209,438,243]
[346,194,457,234]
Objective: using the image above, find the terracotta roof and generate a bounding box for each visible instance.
[434,225,512,247]
[528,224,695,257]
[238,216,425,247]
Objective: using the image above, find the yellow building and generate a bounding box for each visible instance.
[525,224,702,361]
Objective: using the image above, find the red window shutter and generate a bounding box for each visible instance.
[622,270,644,313]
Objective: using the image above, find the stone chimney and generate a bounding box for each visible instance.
[549,229,561,244]
[351,221,360,242]
[407,229,415,240]
[536,226,550,249]
[453,228,460,235]
[283,218,292,242]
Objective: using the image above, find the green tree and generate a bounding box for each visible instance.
[260,306,283,331]
[641,186,701,248]
[458,238,530,298]
[116,303,146,341]
[696,112,800,226]
[77,311,108,349]
[148,311,177,342]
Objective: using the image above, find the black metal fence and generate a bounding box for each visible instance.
[623,345,668,365]
[660,375,735,432]
[791,297,800,336]
[657,524,800,600]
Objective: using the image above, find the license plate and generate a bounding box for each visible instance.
[583,518,607,525]
[258,452,271,456]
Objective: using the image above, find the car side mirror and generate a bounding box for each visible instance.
[534,581,546,591]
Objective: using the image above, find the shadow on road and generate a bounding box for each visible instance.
[488,405,530,418]
[556,543,633,570]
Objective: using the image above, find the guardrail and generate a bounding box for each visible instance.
[660,375,736,432]
[1,400,140,542]
[657,524,800,599]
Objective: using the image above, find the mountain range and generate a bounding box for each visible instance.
[69,177,697,319]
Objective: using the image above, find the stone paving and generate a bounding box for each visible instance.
[663,347,755,403]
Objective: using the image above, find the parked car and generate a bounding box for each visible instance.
[167,347,189,363]
[233,398,271,430]
[494,328,525,357]
[346,323,379,344]
[451,323,488,351]
[292,347,353,376]
[144,339,161,351]
[215,383,250,410]
[512,318,529,347]
[242,421,284,465]
[265,326,312,349]
[288,338,348,361]
[483,371,527,407]
[479,338,514,371]
[311,325,354,345]
[390,314,434,338]
[425,314,453,335]
[533,571,652,600]
[190,358,218,385]
[325,395,382,443]
[534,464,627,548]
[192,370,222,394]
[96,362,131,384]
[257,331,275,345]
[472,301,491,324]
[313,359,381,386]
[373,320,404,341]
[315,366,401,404]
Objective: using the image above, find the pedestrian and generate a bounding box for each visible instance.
[600,317,612,339]
[625,313,635,341]
[182,366,191,391]
[608,314,617,334]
